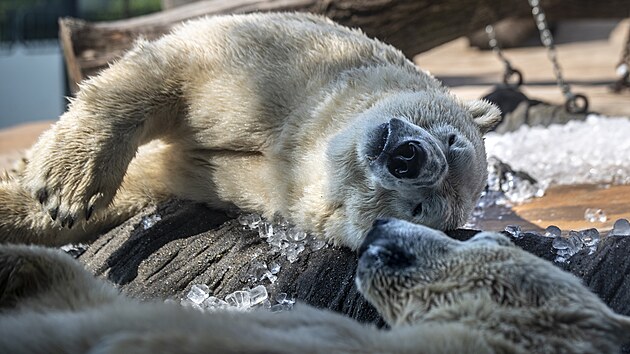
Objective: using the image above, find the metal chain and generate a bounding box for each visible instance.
[485,24,523,87]
[612,24,630,93]
[528,0,588,113]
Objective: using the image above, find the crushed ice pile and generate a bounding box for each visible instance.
[502,218,630,264]
[467,115,630,226]
[485,115,630,186]
[177,283,295,313]
[170,214,330,313]
[487,157,547,204]
[464,157,547,228]
[237,213,328,263]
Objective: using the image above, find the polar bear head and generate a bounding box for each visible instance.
[355,218,630,352]
[325,91,500,248]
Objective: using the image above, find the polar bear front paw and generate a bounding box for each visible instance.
[22,122,125,228]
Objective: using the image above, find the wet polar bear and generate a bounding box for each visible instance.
[1,220,629,353]
[0,12,500,248]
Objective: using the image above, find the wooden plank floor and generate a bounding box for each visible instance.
[415,19,630,117]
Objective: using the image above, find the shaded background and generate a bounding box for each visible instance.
[0,0,161,128]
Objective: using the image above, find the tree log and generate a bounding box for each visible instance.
[76,199,630,329]
[59,0,630,92]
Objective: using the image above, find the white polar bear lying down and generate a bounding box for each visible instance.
[0,12,500,249]
[1,220,629,353]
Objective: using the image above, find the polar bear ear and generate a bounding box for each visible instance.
[464,99,502,134]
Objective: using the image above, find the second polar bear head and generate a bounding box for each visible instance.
[326,90,500,248]
[355,218,630,353]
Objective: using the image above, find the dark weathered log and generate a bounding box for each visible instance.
[77,199,630,329]
[59,0,630,92]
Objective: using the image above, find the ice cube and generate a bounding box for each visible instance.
[270,304,285,312]
[262,271,278,284]
[248,285,268,305]
[180,298,203,311]
[269,262,281,274]
[611,219,630,236]
[202,296,229,310]
[59,243,88,258]
[238,213,262,229]
[276,292,288,304]
[504,225,522,239]
[584,208,607,223]
[544,225,562,238]
[225,290,251,310]
[258,222,274,239]
[552,237,570,250]
[186,284,210,304]
[141,214,162,229]
[286,243,305,263]
[286,228,307,242]
[246,261,268,281]
[579,228,600,247]
[261,299,272,309]
[567,231,585,251]
[309,238,327,251]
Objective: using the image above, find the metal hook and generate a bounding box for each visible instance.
[564,94,588,114]
[502,68,523,88]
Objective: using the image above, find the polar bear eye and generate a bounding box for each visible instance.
[412,203,423,217]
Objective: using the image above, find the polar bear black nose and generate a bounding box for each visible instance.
[387,141,426,179]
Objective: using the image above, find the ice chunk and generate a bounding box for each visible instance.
[261,299,272,309]
[269,262,281,275]
[287,227,307,242]
[544,225,562,238]
[610,219,630,236]
[248,285,268,305]
[309,237,327,251]
[238,213,262,229]
[553,231,585,262]
[270,304,286,312]
[141,214,162,229]
[202,296,229,310]
[579,228,600,247]
[276,292,288,304]
[261,271,278,284]
[504,225,522,239]
[59,243,88,258]
[180,298,203,311]
[579,228,600,255]
[552,236,570,250]
[244,260,268,282]
[225,290,251,310]
[270,292,295,312]
[186,284,210,304]
[584,208,607,223]
[258,222,274,239]
[286,243,305,263]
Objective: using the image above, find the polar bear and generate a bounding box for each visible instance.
[356,219,630,353]
[1,221,629,353]
[0,12,500,249]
